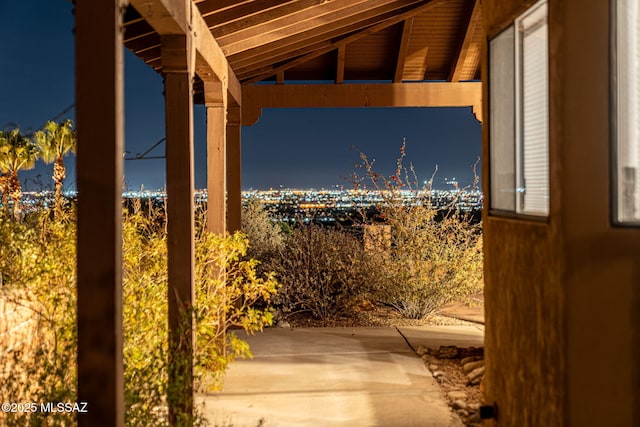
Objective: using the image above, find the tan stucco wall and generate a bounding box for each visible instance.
[482,0,640,425]
[483,219,566,426]
[555,0,640,425]
[482,1,567,425]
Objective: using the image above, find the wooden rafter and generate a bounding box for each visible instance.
[394,17,414,82]
[129,0,241,105]
[206,0,327,38]
[123,20,155,43]
[244,0,445,84]
[448,0,482,82]
[229,7,411,74]
[218,0,423,56]
[336,46,346,84]
[196,0,257,17]
[124,0,482,101]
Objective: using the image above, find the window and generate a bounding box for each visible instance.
[489,0,549,216]
[489,26,516,211]
[614,0,640,224]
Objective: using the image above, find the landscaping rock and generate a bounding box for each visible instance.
[438,376,451,384]
[437,345,460,359]
[459,346,484,358]
[447,390,468,400]
[416,345,428,356]
[462,360,484,374]
[467,366,485,385]
[460,355,483,366]
[452,400,467,410]
[420,345,486,426]
[468,410,482,424]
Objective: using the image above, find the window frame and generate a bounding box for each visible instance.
[611,0,640,226]
[488,0,550,220]
[488,25,516,214]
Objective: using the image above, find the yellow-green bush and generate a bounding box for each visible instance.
[0,210,77,427]
[0,205,278,427]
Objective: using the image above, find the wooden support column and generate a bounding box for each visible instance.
[162,34,195,426]
[75,1,125,426]
[205,81,227,235]
[226,106,242,233]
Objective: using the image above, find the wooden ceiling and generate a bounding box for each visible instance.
[123,0,482,93]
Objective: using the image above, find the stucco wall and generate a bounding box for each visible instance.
[555,0,640,425]
[482,1,567,426]
[483,219,565,426]
[482,0,640,425]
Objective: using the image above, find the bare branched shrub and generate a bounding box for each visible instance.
[354,140,483,319]
[270,223,370,321]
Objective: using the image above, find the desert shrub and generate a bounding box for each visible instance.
[0,210,77,427]
[121,206,171,426]
[194,224,279,392]
[354,141,483,319]
[123,204,279,426]
[270,223,370,321]
[0,204,278,427]
[241,198,284,272]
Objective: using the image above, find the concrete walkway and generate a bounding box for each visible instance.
[200,325,483,427]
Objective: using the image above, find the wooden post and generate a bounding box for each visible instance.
[162,34,195,426]
[226,106,242,233]
[205,81,227,235]
[75,0,125,425]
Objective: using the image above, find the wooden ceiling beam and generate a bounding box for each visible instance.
[126,33,160,55]
[123,20,156,43]
[196,0,256,17]
[393,17,414,83]
[231,6,424,78]
[228,8,409,72]
[448,0,482,82]
[129,0,241,105]
[232,41,332,78]
[194,12,242,105]
[242,82,483,125]
[219,0,422,56]
[128,0,189,34]
[336,46,346,84]
[244,0,445,84]
[206,0,325,38]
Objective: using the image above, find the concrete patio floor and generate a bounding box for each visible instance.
[199,325,484,427]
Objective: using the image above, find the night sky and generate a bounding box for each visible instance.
[1,2,481,192]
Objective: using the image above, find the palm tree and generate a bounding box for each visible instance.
[0,133,10,213]
[0,128,40,215]
[34,119,76,211]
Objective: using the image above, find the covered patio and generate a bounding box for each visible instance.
[74,0,640,426]
[75,1,481,425]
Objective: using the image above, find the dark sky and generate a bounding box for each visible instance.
[1,2,481,192]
